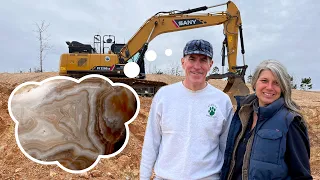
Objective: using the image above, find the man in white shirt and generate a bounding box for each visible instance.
[140,39,234,180]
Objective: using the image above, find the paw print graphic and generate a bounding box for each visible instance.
[208,106,216,116]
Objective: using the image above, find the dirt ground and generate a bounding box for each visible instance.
[0,72,319,179]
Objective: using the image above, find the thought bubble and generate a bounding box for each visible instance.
[8,74,140,174]
[145,50,157,61]
[165,49,172,56]
[124,62,140,78]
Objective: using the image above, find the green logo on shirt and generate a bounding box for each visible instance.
[208,105,216,116]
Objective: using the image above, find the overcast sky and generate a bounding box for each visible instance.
[1,0,319,90]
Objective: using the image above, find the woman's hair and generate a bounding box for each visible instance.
[251,60,302,116]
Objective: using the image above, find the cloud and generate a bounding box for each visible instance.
[8,75,140,173]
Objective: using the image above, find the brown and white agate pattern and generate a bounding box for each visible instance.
[9,77,138,170]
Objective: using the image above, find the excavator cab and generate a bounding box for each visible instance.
[111,43,125,54]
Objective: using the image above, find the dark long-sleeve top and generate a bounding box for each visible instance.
[285,118,312,179]
[232,115,312,180]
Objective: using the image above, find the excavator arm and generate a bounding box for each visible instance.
[119,1,241,73]
[118,1,249,104]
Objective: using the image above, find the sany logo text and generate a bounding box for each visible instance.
[179,19,197,26]
[173,19,204,28]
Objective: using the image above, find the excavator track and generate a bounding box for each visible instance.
[108,77,167,97]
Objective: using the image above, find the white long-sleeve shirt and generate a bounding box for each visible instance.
[140,82,234,180]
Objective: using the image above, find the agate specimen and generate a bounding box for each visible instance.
[10,77,137,170]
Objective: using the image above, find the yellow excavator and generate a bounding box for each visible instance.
[59,1,249,104]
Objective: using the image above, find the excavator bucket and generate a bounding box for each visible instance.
[207,66,250,106]
[223,77,250,105]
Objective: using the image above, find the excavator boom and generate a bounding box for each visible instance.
[117,1,249,103]
[119,13,228,60]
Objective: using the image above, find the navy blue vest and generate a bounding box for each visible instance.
[221,95,296,180]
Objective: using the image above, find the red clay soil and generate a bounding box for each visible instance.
[0,72,319,179]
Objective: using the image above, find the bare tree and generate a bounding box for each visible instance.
[34,20,52,72]
[168,61,182,76]
[168,66,181,76]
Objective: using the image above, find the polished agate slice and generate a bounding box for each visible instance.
[10,77,138,171]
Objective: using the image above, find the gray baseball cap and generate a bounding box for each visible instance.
[183,39,213,59]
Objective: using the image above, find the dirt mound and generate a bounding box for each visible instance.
[0,72,319,179]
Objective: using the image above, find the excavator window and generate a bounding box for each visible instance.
[111,43,125,54]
